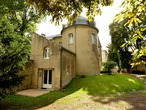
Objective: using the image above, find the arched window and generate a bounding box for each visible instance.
[91,33,97,44]
[44,48,52,59]
[68,33,74,44]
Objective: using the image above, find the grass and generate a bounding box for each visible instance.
[0,74,144,109]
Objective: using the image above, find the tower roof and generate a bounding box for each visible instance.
[73,16,96,27]
[61,16,98,34]
[74,16,88,24]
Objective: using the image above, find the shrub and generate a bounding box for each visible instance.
[102,61,117,73]
[131,70,145,75]
[0,73,24,100]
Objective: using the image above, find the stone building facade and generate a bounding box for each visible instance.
[102,50,108,63]
[19,16,102,90]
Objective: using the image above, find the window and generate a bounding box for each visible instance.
[68,33,74,44]
[91,33,97,44]
[59,42,62,46]
[44,48,52,59]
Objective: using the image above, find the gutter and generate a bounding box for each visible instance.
[61,24,99,35]
[60,49,62,88]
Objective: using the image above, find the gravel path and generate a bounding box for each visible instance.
[37,91,146,110]
[38,75,146,110]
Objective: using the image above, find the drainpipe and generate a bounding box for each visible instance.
[60,48,62,89]
[75,26,77,54]
[75,26,77,76]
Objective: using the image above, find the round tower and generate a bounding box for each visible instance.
[61,16,100,75]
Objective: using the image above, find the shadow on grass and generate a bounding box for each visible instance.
[0,83,80,110]
[91,91,146,110]
[88,74,146,110]
[0,74,145,110]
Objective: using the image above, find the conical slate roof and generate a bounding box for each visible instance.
[74,16,88,24]
[62,16,97,30]
[74,16,96,27]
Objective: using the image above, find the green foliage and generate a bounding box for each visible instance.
[0,0,41,99]
[0,74,24,100]
[102,61,117,73]
[116,0,146,28]
[108,44,132,71]
[109,21,138,70]
[1,74,144,109]
[27,0,113,23]
[0,15,30,99]
[115,0,146,66]
[107,44,120,68]
[131,48,146,66]
[109,21,129,49]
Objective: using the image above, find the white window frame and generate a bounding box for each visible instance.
[44,48,52,59]
[43,70,52,88]
[68,33,74,44]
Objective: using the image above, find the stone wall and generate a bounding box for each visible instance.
[51,36,62,46]
[18,23,102,90]
[31,33,61,90]
[102,50,108,63]
[17,61,34,90]
[61,48,76,88]
[62,25,100,75]
[97,37,102,70]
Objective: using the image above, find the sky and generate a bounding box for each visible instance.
[37,0,124,50]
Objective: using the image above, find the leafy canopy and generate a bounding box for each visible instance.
[27,0,113,23]
[109,21,132,70]
[0,0,41,98]
[115,0,146,66]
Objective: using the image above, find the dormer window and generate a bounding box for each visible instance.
[68,33,74,44]
[44,48,52,59]
[91,33,97,44]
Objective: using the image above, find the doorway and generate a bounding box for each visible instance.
[43,70,52,89]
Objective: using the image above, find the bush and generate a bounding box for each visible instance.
[102,61,117,73]
[0,73,24,100]
[131,70,145,75]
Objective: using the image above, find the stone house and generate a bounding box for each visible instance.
[19,16,102,90]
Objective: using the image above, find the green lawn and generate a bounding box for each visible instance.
[1,74,144,109]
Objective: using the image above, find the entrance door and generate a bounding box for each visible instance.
[43,70,52,89]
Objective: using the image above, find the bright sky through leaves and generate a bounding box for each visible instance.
[37,0,124,50]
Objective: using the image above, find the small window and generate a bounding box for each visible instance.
[44,48,52,59]
[59,42,62,46]
[91,33,97,44]
[68,33,74,44]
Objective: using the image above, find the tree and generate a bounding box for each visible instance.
[27,0,113,23]
[109,21,132,71]
[102,60,117,73]
[0,0,41,99]
[115,0,146,66]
